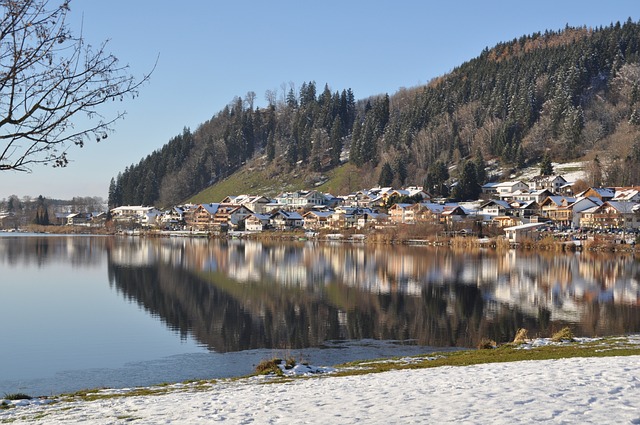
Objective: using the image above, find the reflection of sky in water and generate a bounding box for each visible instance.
[0,238,205,391]
[2,235,640,397]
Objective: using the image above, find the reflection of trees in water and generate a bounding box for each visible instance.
[0,236,106,268]
[106,255,624,352]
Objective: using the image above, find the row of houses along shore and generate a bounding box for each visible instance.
[105,174,640,246]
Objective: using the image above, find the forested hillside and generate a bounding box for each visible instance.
[109,20,640,208]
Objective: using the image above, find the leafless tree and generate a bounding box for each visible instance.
[0,0,154,171]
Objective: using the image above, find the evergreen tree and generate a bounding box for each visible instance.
[452,161,481,201]
[378,162,394,186]
[425,161,449,197]
[329,117,343,166]
[393,156,408,186]
[539,153,554,176]
[474,151,487,185]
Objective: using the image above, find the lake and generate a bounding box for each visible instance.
[1,234,639,396]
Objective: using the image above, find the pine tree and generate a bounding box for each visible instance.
[378,162,394,186]
[539,153,554,176]
[452,161,481,201]
[329,117,343,166]
[474,151,487,185]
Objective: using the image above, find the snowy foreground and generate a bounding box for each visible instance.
[2,352,639,424]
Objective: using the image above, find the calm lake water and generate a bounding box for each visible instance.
[1,234,640,396]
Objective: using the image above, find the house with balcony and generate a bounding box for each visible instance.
[271,210,304,230]
[575,187,615,202]
[245,213,272,232]
[388,203,415,224]
[274,190,329,211]
[212,204,253,230]
[303,210,333,230]
[527,175,568,194]
[579,201,640,230]
[540,196,576,223]
[482,181,529,199]
[185,203,219,230]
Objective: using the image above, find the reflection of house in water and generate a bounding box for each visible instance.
[105,238,640,351]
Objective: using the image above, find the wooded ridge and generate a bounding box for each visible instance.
[109,20,640,208]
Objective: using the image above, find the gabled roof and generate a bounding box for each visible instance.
[303,211,333,218]
[541,196,576,207]
[603,201,640,213]
[480,200,511,209]
[274,210,303,220]
[613,188,640,201]
[529,174,567,183]
[390,203,413,210]
[199,203,220,215]
[247,213,272,221]
[576,187,615,199]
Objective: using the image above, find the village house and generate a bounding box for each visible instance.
[110,205,162,227]
[539,196,576,223]
[388,203,415,224]
[442,205,471,225]
[612,187,640,202]
[356,210,387,229]
[527,175,568,194]
[274,190,328,211]
[479,200,512,218]
[387,187,431,202]
[221,195,273,214]
[481,181,529,199]
[271,210,304,230]
[509,200,541,222]
[511,188,553,204]
[565,197,603,229]
[159,206,187,229]
[212,204,253,230]
[503,222,548,244]
[303,210,333,230]
[492,215,520,228]
[0,211,17,229]
[411,202,448,225]
[245,213,272,232]
[329,207,358,229]
[575,187,615,202]
[66,212,91,226]
[185,203,219,230]
[342,190,376,208]
[579,201,640,230]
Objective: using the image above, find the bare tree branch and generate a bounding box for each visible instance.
[0,0,155,171]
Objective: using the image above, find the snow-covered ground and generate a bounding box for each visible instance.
[515,160,586,183]
[2,339,639,424]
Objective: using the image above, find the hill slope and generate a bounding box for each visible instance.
[109,20,640,207]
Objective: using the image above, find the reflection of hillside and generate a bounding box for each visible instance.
[106,238,640,351]
[0,235,106,268]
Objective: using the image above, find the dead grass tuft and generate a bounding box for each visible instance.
[551,327,575,342]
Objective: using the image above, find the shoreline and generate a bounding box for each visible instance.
[5,225,638,253]
[2,335,640,424]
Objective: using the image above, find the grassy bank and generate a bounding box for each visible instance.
[2,333,636,409]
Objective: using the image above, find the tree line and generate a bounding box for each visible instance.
[109,19,640,208]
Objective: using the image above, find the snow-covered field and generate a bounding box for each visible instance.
[2,343,639,424]
[515,161,586,183]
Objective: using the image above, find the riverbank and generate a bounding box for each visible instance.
[2,335,639,424]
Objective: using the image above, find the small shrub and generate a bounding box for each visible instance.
[477,338,497,349]
[255,358,284,376]
[551,327,575,342]
[4,393,31,401]
[513,328,529,344]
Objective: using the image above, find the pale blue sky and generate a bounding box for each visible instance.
[1,0,638,201]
